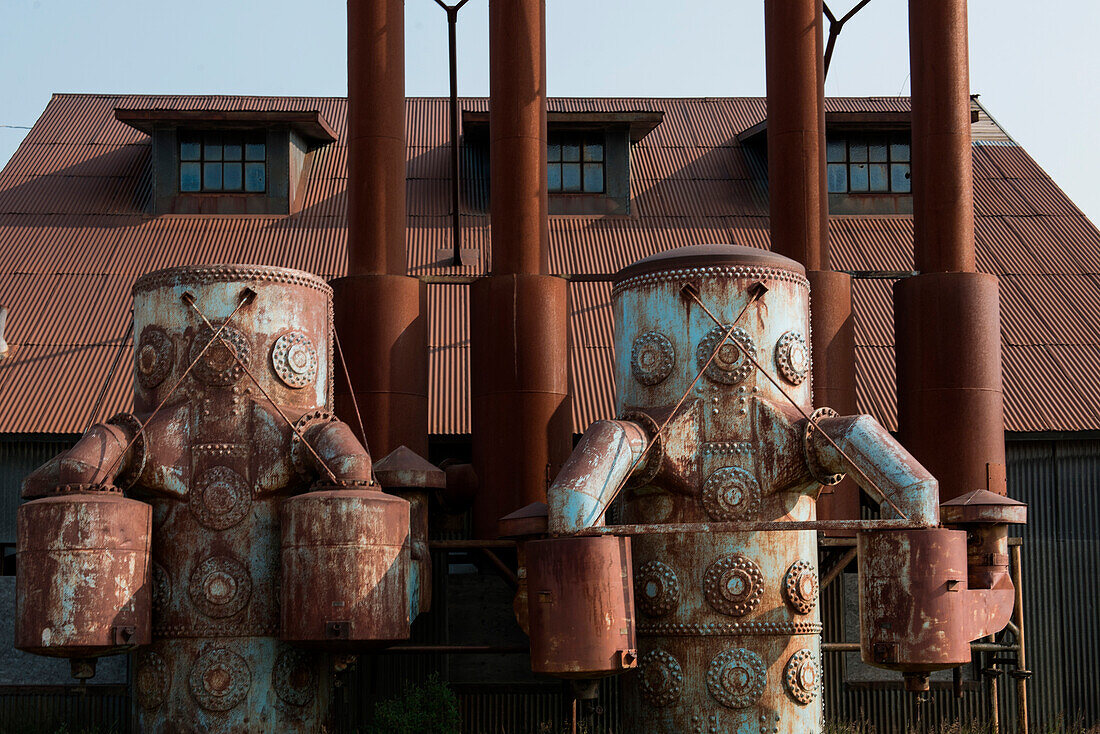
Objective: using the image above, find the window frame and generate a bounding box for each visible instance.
[178,129,268,194]
[826,132,911,196]
[547,131,606,195]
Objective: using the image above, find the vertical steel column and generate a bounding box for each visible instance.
[471,0,570,537]
[764,0,859,521]
[333,0,428,458]
[896,0,1005,501]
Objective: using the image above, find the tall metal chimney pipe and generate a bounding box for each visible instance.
[764,0,859,522]
[331,0,429,458]
[895,0,1006,501]
[471,0,570,537]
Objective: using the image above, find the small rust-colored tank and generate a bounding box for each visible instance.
[16,488,152,659]
[526,535,637,678]
[280,487,411,646]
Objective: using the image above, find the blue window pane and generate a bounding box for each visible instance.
[849,163,869,192]
[204,135,222,161]
[548,164,562,191]
[224,143,242,161]
[583,163,603,193]
[849,142,868,163]
[827,139,846,163]
[180,162,201,192]
[562,163,581,191]
[203,162,222,190]
[223,163,243,191]
[869,163,889,191]
[562,143,580,162]
[245,163,265,192]
[548,144,561,162]
[245,142,265,161]
[583,143,604,162]
[868,137,888,162]
[890,140,910,162]
[891,163,911,192]
[827,163,847,193]
[180,139,201,161]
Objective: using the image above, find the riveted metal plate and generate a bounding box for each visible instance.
[775,330,809,385]
[635,560,681,618]
[704,555,764,617]
[190,466,251,530]
[783,560,819,615]
[701,467,760,520]
[137,326,174,389]
[272,331,318,389]
[273,648,316,707]
[190,324,251,386]
[152,562,171,616]
[136,651,170,710]
[188,556,252,619]
[706,648,767,708]
[631,331,676,386]
[696,325,756,385]
[783,649,820,705]
[188,648,250,711]
[639,649,683,707]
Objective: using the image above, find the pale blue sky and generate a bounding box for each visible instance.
[0,1,1094,222]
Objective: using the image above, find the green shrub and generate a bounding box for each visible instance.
[364,674,460,734]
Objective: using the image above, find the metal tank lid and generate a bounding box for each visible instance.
[613,244,806,285]
[132,264,332,296]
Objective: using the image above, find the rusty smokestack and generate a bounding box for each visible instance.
[764,0,859,521]
[471,0,570,537]
[895,0,1006,500]
[331,0,429,458]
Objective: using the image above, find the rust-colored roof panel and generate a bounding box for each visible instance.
[0,93,1098,435]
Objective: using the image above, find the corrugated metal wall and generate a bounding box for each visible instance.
[0,435,76,544]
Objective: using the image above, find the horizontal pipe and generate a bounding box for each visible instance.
[821,642,1019,653]
[575,519,926,536]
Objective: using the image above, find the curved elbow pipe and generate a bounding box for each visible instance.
[548,420,648,535]
[810,414,939,526]
[22,422,133,498]
[303,420,373,484]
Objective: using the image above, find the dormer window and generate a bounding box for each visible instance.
[826,133,911,194]
[179,131,267,193]
[113,107,336,215]
[548,133,605,194]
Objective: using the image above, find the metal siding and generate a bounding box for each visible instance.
[0,93,1098,437]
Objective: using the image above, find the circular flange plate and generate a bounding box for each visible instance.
[272,331,318,389]
[783,560,819,615]
[784,649,820,705]
[136,326,174,389]
[152,562,171,617]
[190,466,251,530]
[136,651,170,710]
[190,324,251,386]
[775,330,810,385]
[189,648,250,711]
[635,560,681,618]
[188,556,252,619]
[273,648,316,707]
[631,331,676,386]
[701,467,760,521]
[704,554,764,617]
[639,649,683,707]
[706,648,767,709]
[696,325,756,385]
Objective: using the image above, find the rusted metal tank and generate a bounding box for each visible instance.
[525,535,637,678]
[610,246,823,733]
[281,487,411,646]
[16,488,152,665]
[19,263,421,733]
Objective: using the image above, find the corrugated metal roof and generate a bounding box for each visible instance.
[0,93,1097,435]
